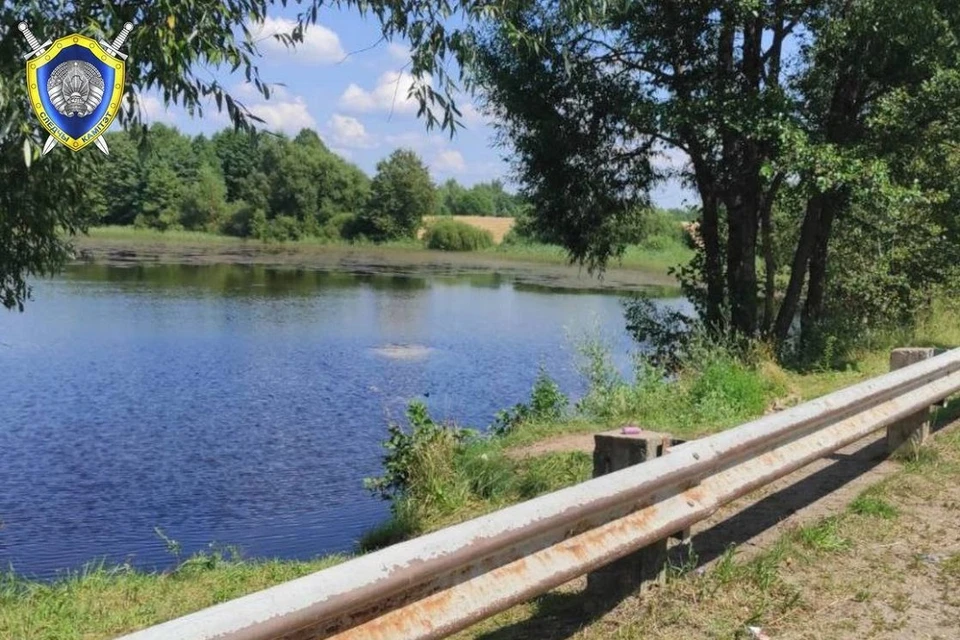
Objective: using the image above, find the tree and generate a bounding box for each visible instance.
[437,179,467,215]
[360,149,436,240]
[450,0,960,356]
[100,131,144,226]
[0,0,343,310]
[453,188,496,216]
[213,129,265,204]
[180,163,229,231]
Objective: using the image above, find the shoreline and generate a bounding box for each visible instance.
[69,233,683,295]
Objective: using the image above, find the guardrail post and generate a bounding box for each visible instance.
[888,348,943,457]
[586,428,679,602]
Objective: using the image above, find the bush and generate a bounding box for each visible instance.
[572,328,785,435]
[492,367,569,435]
[364,402,478,502]
[423,218,494,251]
[322,212,363,240]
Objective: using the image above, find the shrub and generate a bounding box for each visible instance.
[322,212,363,240]
[492,367,569,435]
[423,218,494,251]
[363,402,476,502]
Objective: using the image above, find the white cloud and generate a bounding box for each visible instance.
[386,42,410,62]
[338,71,431,115]
[326,114,375,149]
[432,149,467,174]
[458,103,487,127]
[233,82,290,102]
[250,16,345,64]
[249,96,317,134]
[135,94,176,124]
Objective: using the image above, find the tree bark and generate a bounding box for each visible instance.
[773,193,822,344]
[760,174,784,335]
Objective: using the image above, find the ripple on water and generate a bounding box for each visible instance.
[370,344,434,360]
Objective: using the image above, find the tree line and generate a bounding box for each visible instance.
[5,0,960,370]
[76,124,526,242]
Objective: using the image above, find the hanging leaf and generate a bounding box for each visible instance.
[22,138,31,168]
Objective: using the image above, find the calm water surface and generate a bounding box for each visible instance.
[0,264,682,579]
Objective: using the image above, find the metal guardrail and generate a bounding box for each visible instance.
[118,348,960,640]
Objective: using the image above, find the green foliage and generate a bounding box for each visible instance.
[423,218,494,251]
[515,452,591,499]
[363,401,477,502]
[180,164,229,232]
[622,295,699,372]
[436,179,524,216]
[492,367,569,436]
[359,149,436,241]
[362,399,591,551]
[573,330,784,435]
[322,213,364,241]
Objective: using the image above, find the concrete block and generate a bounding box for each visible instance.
[586,428,679,603]
[887,348,943,457]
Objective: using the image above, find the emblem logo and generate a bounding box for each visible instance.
[18,22,134,156]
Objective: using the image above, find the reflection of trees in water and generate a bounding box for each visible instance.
[65,264,442,298]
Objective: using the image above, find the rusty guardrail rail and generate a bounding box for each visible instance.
[119,348,960,640]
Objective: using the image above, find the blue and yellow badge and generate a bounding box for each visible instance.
[18,21,133,156]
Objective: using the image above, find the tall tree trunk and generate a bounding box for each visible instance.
[760,174,783,335]
[698,185,725,333]
[773,193,822,345]
[724,163,761,338]
[800,191,845,341]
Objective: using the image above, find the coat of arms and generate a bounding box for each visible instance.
[18,21,133,156]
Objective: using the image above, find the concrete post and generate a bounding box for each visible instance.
[887,348,943,457]
[586,428,680,602]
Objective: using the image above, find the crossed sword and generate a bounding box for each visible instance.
[18,21,134,156]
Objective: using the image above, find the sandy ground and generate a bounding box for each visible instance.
[69,236,679,294]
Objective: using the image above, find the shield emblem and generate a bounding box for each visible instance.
[26,34,123,152]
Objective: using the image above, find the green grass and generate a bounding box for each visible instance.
[849,493,899,519]
[80,225,424,251]
[75,225,694,273]
[0,554,347,640]
[794,517,852,553]
[491,235,693,272]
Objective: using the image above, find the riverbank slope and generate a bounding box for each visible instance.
[67,226,687,294]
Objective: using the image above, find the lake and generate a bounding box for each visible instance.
[0,263,683,579]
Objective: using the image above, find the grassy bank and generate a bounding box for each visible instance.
[71,225,694,275]
[3,298,957,639]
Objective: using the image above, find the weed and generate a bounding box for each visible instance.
[515,452,591,499]
[850,493,899,519]
[492,367,569,436]
[795,517,851,553]
[903,445,941,472]
[711,546,741,585]
[943,553,960,579]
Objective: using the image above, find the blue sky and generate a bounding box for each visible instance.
[136,5,693,208]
